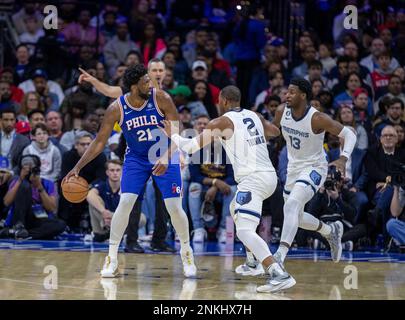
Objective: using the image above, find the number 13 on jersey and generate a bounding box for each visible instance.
[288,135,301,149]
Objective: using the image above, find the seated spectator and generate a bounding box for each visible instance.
[360,38,400,73]
[327,55,350,92]
[188,124,237,243]
[182,27,208,68]
[1,154,65,240]
[376,76,405,110]
[99,10,118,42]
[304,60,328,85]
[18,15,44,56]
[28,109,46,129]
[169,85,192,108]
[292,46,317,78]
[300,168,366,251]
[0,81,19,112]
[189,60,220,105]
[204,37,232,78]
[0,67,24,104]
[137,22,167,66]
[333,72,373,116]
[87,159,142,251]
[58,131,107,231]
[200,50,231,89]
[12,2,43,35]
[374,98,405,138]
[22,124,61,182]
[162,50,189,85]
[13,44,35,85]
[311,79,325,98]
[335,105,368,150]
[328,126,369,223]
[161,67,177,91]
[60,112,99,151]
[255,95,281,121]
[318,89,335,115]
[125,50,143,67]
[388,185,405,250]
[352,88,374,134]
[0,108,30,171]
[45,111,64,142]
[18,92,45,121]
[104,19,139,77]
[178,106,193,130]
[18,69,65,107]
[366,126,405,241]
[370,51,392,100]
[394,124,405,150]
[318,43,336,74]
[253,71,284,109]
[15,120,31,139]
[187,80,217,120]
[0,158,13,222]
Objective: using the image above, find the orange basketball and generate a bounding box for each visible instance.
[61,176,89,203]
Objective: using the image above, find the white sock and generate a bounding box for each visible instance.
[317,221,332,236]
[164,198,192,253]
[246,250,256,266]
[108,193,137,260]
[277,244,289,262]
[267,262,284,275]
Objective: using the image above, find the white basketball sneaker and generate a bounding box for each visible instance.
[235,260,265,276]
[181,248,197,278]
[100,256,119,278]
[256,263,296,293]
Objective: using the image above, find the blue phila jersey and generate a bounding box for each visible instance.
[117,88,168,162]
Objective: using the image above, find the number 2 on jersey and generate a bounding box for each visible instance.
[288,135,301,149]
[137,128,153,141]
[243,118,259,136]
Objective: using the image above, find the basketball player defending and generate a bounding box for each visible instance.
[64,64,197,278]
[160,85,296,293]
[272,78,357,272]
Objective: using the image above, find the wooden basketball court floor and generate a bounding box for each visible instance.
[0,240,404,300]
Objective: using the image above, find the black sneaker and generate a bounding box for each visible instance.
[125,241,145,253]
[93,232,109,242]
[0,227,10,238]
[150,241,176,253]
[13,223,29,239]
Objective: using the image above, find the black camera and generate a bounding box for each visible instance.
[27,166,41,181]
[387,159,405,187]
[324,166,342,190]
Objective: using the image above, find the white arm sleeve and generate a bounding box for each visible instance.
[338,126,357,159]
[171,133,201,154]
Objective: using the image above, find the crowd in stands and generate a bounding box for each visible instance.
[1,0,405,253]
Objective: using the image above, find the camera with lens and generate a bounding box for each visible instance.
[324,166,343,190]
[387,159,405,187]
[19,155,41,181]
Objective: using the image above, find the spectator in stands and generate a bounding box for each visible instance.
[0,81,19,112]
[19,92,45,121]
[22,123,61,182]
[394,124,405,149]
[59,131,107,231]
[125,50,143,67]
[12,2,43,35]
[99,10,117,42]
[27,109,45,129]
[311,79,325,99]
[188,80,217,120]
[328,55,350,93]
[15,121,31,139]
[0,68,24,104]
[335,105,368,150]
[204,37,232,78]
[18,15,44,56]
[87,159,142,251]
[19,69,65,107]
[360,38,400,73]
[161,67,177,91]
[162,50,189,85]
[104,19,139,77]
[137,22,167,66]
[255,95,281,121]
[374,98,405,138]
[253,71,284,109]
[190,60,220,105]
[60,112,99,151]
[292,46,317,79]
[366,126,405,240]
[62,8,105,54]
[0,108,30,170]
[370,51,393,100]
[380,76,405,107]
[200,50,231,89]
[182,27,208,68]
[388,185,405,249]
[304,60,328,85]
[177,105,193,130]
[45,111,64,142]
[188,115,237,243]
[318,43,336,74]
[1,154,65,240]
[13,45,34,85]
[0,158,13,222]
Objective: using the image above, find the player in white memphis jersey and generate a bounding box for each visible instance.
[272,78,357,274]
[160,85,296,293]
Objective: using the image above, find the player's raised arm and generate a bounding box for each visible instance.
[271,104,286,130]
[63,102,120,181]
[78,67,123,98]
[312,112,357,175]
[160,116,233,154]
[255,112,280,139]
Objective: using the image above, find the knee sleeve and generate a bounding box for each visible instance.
[235,217,271,263]
[233,191,264,223]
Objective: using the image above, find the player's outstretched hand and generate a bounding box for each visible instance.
[63,167,80,184]
[158,120,173,138]
[78,67,96,84]
[152,158,168,176]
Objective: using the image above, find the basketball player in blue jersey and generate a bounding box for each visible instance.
[64,64,197,278]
